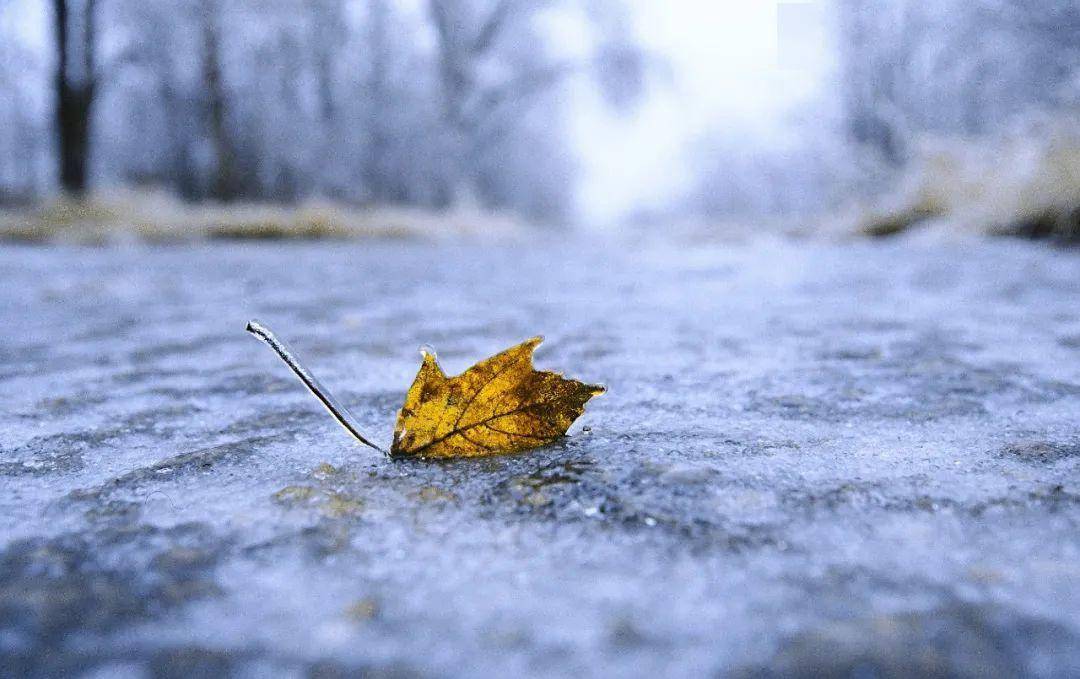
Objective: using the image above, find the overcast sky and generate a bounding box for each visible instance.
[574,0,837,224]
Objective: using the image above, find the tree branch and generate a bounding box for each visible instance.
[427,0,453,45]
[467,59,580,126]
[85,0,98,91]
[470,0,517,56]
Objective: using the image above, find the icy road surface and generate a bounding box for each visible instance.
[2,238,1079,677]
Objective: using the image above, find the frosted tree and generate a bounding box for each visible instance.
[424,0,644,215]
[0,0,646,220]
[837,0,1080,162]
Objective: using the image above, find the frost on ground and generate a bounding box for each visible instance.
[1,239,1079,678]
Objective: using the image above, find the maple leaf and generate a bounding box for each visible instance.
[390,337,605,458]
[247,321,604,459]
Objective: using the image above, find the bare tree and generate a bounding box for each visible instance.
[361,0,395,201]
[199,0,241,200]
[838,0,1080,161]
[425,0,644,208]
[0,2,46,201]
[53,0,98,194]
[4,0,649,220]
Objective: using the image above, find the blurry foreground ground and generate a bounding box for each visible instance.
[1,237,1079,677]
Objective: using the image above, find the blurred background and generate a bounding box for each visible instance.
[0,0,1078,242]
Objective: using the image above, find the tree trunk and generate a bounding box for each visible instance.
[53,0,96,195]
[57,86,92,194]
[201,0,239,200]
[363,0,392,202]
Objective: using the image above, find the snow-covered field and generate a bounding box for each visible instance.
[2,238,1079,677]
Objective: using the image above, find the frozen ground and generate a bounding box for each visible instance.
[1,237,1079,678]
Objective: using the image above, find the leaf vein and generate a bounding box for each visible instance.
[480,422,551,441]
[411,398,573,455]
[448,350,530,433]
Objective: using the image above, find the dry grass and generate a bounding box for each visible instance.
[827,114,1080,243]
[0,190,529,245]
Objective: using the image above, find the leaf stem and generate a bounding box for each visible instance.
[246,319,387,455]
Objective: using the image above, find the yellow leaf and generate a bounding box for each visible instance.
[247,321,604,459]
[390,337,604,458]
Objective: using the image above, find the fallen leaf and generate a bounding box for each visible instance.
[247,321,604,459]
[391,337,605,458]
